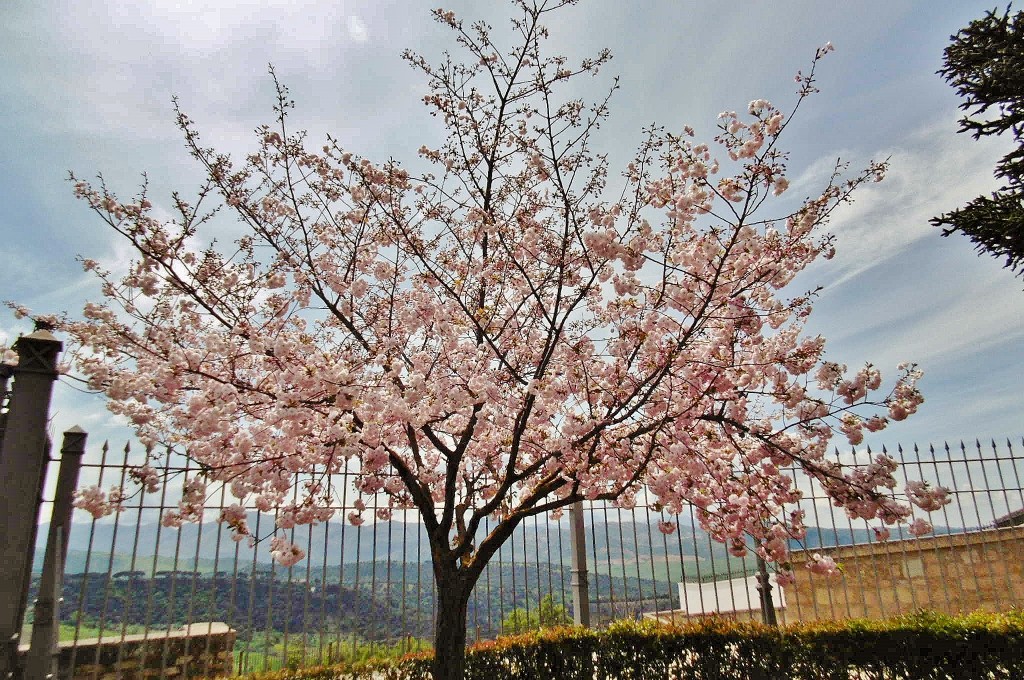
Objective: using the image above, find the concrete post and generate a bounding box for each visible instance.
[26,428,86,680]
[569,501,591,627]
[0,329,63,679]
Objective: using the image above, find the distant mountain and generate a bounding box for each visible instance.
[37,512,712,572]
[796,522,968,550]
[34,512,964,579]
[31,560,674,639]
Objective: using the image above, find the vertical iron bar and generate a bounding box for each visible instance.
[69,441,108,680]
[119,444,149,657]
[281,486,297,667]
[561,510,569,614]
[911,441,942,613]
[93,442,132,676]
[615,506,629,620]
[954,440,995,610]
[600,502,615,623]
[243,509,263,672]
[942,442,975,613]
[336,461,351,660]
[533,514,542,626]
[351,492,362,659]
[135,443,174,677]
[544,513,553,617]
[207,471,230,677]
[160,455,192,675]
[929,442,957,614]
[400,508,408,650]
[482,516,492,639]
[368,491,379,649]
[973,439,1013,609]
[317,485,330,664]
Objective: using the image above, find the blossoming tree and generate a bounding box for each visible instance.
[12,1,949,678]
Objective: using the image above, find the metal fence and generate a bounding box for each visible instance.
[21,435,1024,676]
[4,330,1024,677]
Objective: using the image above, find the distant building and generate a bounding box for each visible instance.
[993,508,1024,528]
[678,573,786,617]
[644,572,786,624]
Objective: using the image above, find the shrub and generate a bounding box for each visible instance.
[232,609,1024,680]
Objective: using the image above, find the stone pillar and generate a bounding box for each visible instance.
[0,329,63,679]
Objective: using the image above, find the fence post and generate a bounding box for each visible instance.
[25,529,62,680]
[26,427,86,680]
[0,329,63,680]
[569,501,591,627]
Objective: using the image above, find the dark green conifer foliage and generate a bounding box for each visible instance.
[932,6,1024,279]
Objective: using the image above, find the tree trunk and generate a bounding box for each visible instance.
[432,569,472,680]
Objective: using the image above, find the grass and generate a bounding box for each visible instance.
[231,631,431,674]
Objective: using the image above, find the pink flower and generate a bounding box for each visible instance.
[270,536,305,567]
[908,518,933,537]
[73,485,118,519]
[807,553,839,577]
[775,569,796,588]
[43,24,920,584]
[906,480,951,512]
[128,465,160,493]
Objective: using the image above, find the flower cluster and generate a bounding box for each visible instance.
[34,11,947,580]
[72,485,125,519]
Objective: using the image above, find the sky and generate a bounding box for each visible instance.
[2,0,1023,464]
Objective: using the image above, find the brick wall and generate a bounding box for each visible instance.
[781,526,1024,623]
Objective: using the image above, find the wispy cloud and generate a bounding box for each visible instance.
[804,117,1015,290]
[347,16,368,43]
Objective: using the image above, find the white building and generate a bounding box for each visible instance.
[677,573,786,617]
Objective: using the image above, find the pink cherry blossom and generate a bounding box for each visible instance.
[269,536,306,567]
[807,553,840,577]
[22,5,950,677]
[908,518,934,537]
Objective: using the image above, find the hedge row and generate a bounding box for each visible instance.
[232,609,1024,680]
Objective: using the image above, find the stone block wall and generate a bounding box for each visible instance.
[780,526,1024,624]
[18,622,235,680]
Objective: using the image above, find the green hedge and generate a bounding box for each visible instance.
[232,609,1024,680]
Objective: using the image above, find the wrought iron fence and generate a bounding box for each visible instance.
[22,435,1024,676]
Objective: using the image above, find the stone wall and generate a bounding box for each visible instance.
[780,525,1024,624]
[18,622,235,679]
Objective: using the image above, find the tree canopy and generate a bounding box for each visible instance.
[7,1,952,678]
[932,5,1024,278]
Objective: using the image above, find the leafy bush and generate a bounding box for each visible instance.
[499,595,572,636]
[232,609,1024,680]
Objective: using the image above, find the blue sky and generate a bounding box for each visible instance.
[2,0,1022,454]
